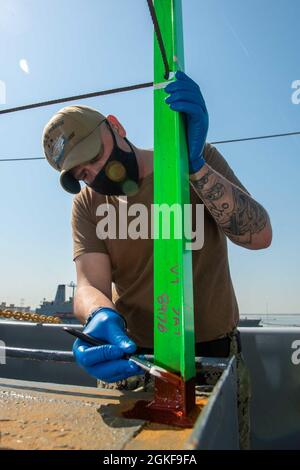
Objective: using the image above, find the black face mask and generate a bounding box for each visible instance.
[88,122,140,196]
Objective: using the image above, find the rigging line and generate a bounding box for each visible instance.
[1,130,300,162]
[211,130,300,145]
[0,3,170,116]
[146,0,170,80]
[0,82,153,115]
[0,157,45,162]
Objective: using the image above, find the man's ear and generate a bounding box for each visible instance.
[107,115,126,138]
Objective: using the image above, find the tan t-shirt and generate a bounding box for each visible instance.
[72,143,250,347]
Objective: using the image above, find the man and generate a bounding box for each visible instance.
[42,72,272,448]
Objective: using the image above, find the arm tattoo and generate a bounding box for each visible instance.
[192,167,268,245]
[220,187,267,244]
[194,167,214,191]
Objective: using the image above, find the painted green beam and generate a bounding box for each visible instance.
[153,0,196,382]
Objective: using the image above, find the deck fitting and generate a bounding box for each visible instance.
[123,377,197,427]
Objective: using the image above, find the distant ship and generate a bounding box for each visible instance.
[239,317,262,327]
[35,283,77,323]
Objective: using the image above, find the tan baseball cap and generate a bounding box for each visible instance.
[42,105,107,194]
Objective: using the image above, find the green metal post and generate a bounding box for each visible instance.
[153,0,196,384]
[123,1,197,425]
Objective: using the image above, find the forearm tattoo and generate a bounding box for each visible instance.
[192,167,268,245]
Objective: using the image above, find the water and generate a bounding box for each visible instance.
[240,314,300,327]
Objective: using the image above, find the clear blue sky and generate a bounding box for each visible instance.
[0,0,299,313]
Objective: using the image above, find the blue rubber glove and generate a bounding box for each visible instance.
[72,307,143,383]
[165,71,209,175]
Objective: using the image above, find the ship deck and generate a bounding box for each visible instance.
[0,378,206,450]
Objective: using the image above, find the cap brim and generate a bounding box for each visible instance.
[59,124,104,194]
[61,125,103,172]
[60,170,81,194]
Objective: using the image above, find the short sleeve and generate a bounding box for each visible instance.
[204,143,251,196]
[72,191,108,261]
